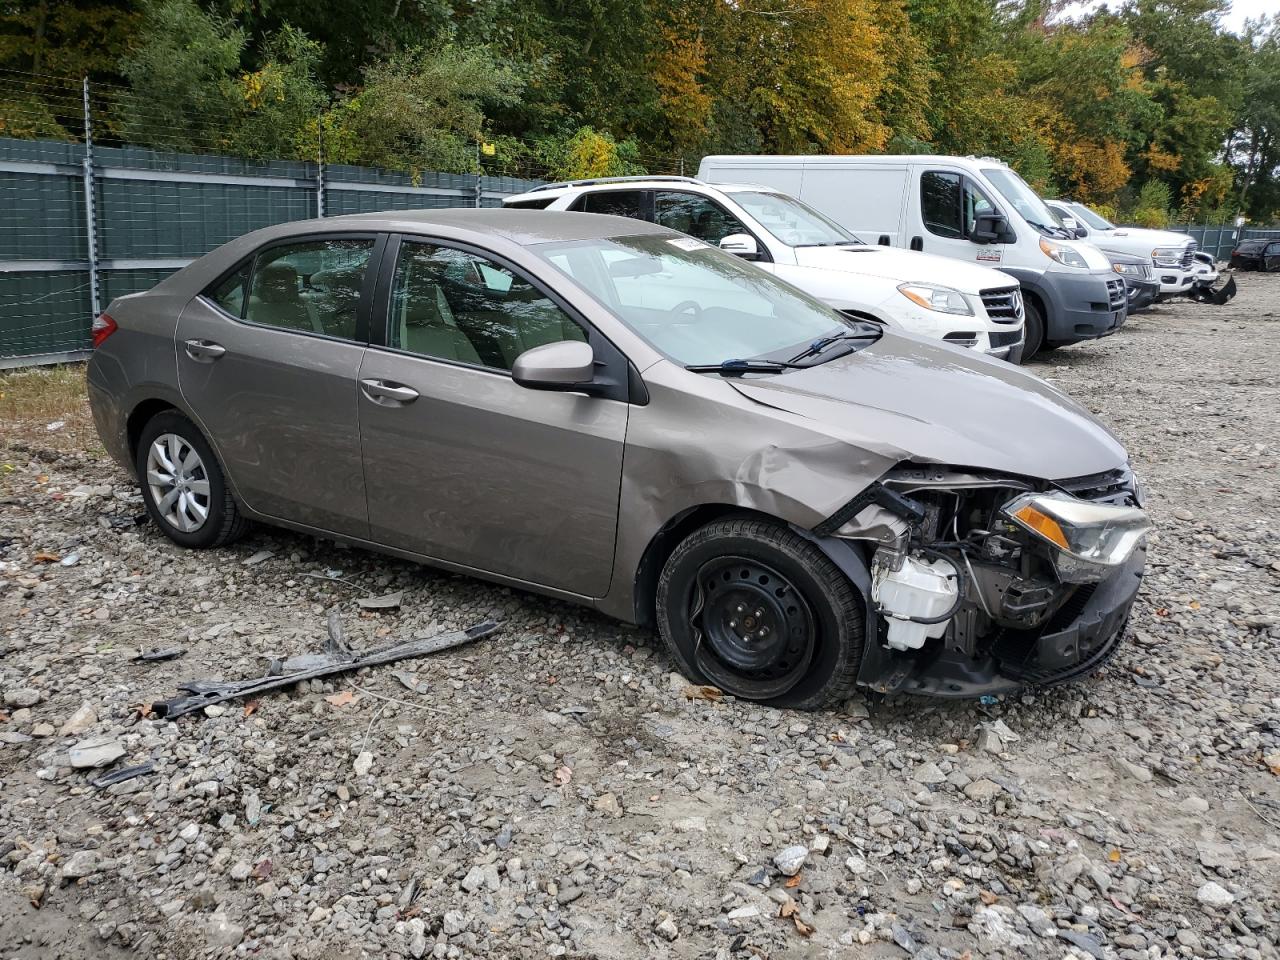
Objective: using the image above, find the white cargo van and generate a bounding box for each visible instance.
[698,155,1127,358]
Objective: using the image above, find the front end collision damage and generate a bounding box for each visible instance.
[605,344,1147,699]
[806,464,1149,697]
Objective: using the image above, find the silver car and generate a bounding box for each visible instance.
[88,210,1151,708]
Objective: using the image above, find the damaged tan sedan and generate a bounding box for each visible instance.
[87,209,1151,708]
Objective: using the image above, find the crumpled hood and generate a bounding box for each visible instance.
[793,245,1016,293]
[728,332,1127,481]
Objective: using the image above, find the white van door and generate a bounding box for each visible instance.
[798,163,909,246]
[908,166,1008,268]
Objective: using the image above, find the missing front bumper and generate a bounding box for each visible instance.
[858,545,1146,698]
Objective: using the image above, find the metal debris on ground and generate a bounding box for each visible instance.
[133,647,186,664]
[151,618,500,719]
[1188,274,1238,305]
[90,761,157,789]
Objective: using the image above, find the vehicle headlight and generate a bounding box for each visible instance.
[1112,262,1143,277]
[1039,237,1089,269]
[1151,246,1184,266]
[1002,492,1151,582]
[897,283,973,316]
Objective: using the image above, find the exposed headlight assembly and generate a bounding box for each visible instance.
[1039,237,1089,269]
[898,283,974,316]
[1002,492,1151,582]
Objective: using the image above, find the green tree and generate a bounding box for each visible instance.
[320,45,523,175]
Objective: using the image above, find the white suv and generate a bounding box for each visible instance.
[504,177,1026,362]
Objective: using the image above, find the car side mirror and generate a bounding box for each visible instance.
[719,233,760,259]
[512,340,599,394]
[971,212,1013,244]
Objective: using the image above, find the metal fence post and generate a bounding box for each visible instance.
[315,121,326,218]
[81,76,101,321]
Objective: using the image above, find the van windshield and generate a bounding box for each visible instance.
[982,168,1059,234]
[533,234,872,368]
[1068,202,1115,231]
[729,190,863,248]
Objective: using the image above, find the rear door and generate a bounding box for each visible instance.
[176,233,382,538]
[357,235,628,596]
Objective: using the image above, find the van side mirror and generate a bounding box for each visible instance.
[719,233,760,260]
[971,212,1012,244]
[512,340,600,394]
[1073,226,1089,239]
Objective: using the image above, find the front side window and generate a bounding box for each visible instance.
[388,241,585,370]
[241,239,374,339]
[535,234,863,367]
[653,191,749,246]
[730,190,861,247]
[921,171,963,238]
[574,190,646,219]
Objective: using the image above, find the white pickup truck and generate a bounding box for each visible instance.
[1045,200,1199,296]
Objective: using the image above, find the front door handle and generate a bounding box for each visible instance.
[909,236,923,251]
[360,378,419,405]
[184,339,226,361]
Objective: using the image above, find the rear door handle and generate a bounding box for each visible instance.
[184,339,225,361]
[360,378,419,405]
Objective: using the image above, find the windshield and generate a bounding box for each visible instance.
[982,168,1059,233]
[1068,202,1114,231]
[729,190,862,247]
[533,234,862,367]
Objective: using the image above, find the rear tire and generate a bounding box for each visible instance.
[1022,298,1046,359]
[656,518,864,710]
[136,411,246,549]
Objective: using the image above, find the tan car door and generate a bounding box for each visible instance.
[356,235,629,597]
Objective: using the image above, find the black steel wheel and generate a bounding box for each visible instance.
[656,518,865,709]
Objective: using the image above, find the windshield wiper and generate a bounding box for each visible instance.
[685,359,803,376]
[786,330,878,364]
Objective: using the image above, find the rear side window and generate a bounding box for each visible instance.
[504,197,556,210]
[204,238,375,341]
[574,190,646,219]
[921,171,963,238]
[208,263,250,317]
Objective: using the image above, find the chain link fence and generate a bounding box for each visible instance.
[0,71,548,368]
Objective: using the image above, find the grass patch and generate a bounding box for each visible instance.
[0,362,99,455]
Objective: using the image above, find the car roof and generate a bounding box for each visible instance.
[324,207,669,244]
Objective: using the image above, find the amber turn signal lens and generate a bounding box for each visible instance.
[1011,503,1069,551]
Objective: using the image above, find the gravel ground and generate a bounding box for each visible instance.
[2,274,1278,960]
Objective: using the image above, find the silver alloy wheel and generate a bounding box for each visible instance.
[146,433,211,533]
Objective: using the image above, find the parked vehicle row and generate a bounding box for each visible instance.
[87,209,1151,708]
[505,176,1027,362]
[1043,199,1200,297]
[696,155,1127,359]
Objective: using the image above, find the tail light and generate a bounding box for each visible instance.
[91,313,117,348]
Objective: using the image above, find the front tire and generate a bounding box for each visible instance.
[1022,298,1046,359]
[136,411,246,548]
[656,518,864,709]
